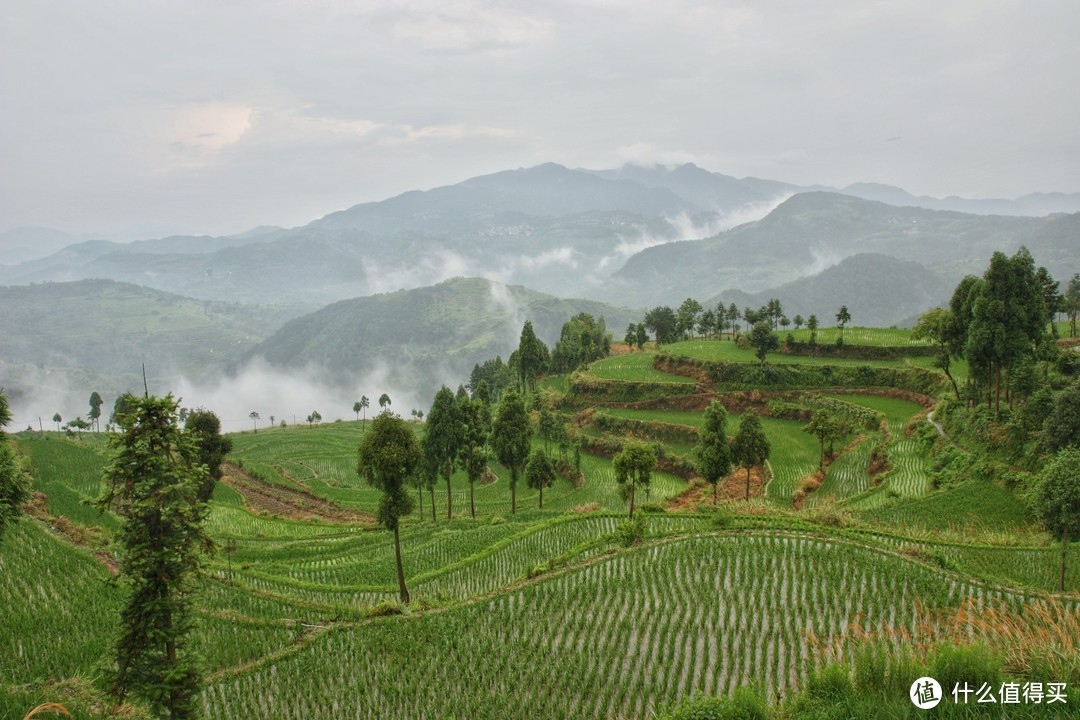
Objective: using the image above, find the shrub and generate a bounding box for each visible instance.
[660,687,769,720]
[612,515,646,547]
[928,644,1002,695]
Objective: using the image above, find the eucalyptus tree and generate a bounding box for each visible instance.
[357,410,421,604]
[835,305,851,342]
[458,394,490,519]
[731,413,770,501]
[1066,273,1080,337]
[693,400,732,504]
[807,314,819,344]
[89,391,103,431]
[912,308,961,399]
[803,410,845,470]
[359,395,370,430]
[423,386,462,519]
[96,394,211,719]
[525,448,556,509]
[613,441,657,519]
[491,390,531,514]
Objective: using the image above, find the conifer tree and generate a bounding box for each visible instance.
[97,394,211,719]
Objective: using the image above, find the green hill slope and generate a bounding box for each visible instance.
[0,279,305,399]
[247,276,639,395]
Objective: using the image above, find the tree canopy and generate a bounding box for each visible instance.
[731,413,770,501]
[693,400,732,504]
[1035,448,1080,591]
[491,390,531,514]
[613,442,657,519]
[97,394,211,719]
[357,410,420,603]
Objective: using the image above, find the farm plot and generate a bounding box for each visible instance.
[201,533,997,720]
[809,435,873,504]
[585,352,698,383]
[834,395,932,507]
[664,340,912,367]
[0,520,120,684]
[16,435,119,531]
[757,417,820,505]
[784,327,930,346]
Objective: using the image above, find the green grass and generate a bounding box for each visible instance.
[665,339,916,367]
[585,352,698,383]
[16,434,119,531]
[784,326,930,346]
[199,533,1006,720]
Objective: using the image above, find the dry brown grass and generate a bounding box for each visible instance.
[22,704,71,720]
[813,596,1080,685]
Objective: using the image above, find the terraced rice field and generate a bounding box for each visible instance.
[585,352,698,383]
[834,396,932,509]
[663,340,913,367]
[784,327,930,346]
[199,533,1004,720]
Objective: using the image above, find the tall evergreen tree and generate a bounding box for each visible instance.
[693,400,732,503]
[613,442,657,519]
[731,413,770,501]
[96,394,211,719]
[835,305,851,341]
[423,386,462,520]
[490,390,531,514]
[458,395,489,519]
[516,320,548,391]
[358,410,420,603]
[525,448,556,509]
[89,391,104,432]
[1065,273,1080,338]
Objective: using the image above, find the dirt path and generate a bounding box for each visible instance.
[222,463,373,524]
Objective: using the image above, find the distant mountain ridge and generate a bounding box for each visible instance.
[2,164,1076,335]
[605,192,1078,314]
[707,254,955,328]
[247,276,639,399]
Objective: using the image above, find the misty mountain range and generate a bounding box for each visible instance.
[2,161,1077,418]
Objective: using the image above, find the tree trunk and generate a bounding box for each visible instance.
[746,467,752,501]
[995,364,1002,416]
[469,480,475,519]
[629,484,636,519]
[446,470,452,520]
[944,366,960,400]
[418,486,423,515]
[511,470,517,514]
[539,482,543,509]
[429,486,436,522]
[1062,529,1069,593]
[393,524,409,604]
[713,480,718,505]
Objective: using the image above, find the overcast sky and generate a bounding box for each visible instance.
[2,0,1078,239]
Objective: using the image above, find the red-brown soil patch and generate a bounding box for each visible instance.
[222,462,372,524]
[666,467,766,510]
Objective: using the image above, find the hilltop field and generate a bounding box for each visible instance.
[3,326,1079,719]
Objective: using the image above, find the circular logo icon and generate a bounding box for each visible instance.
[910,676,943,709]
